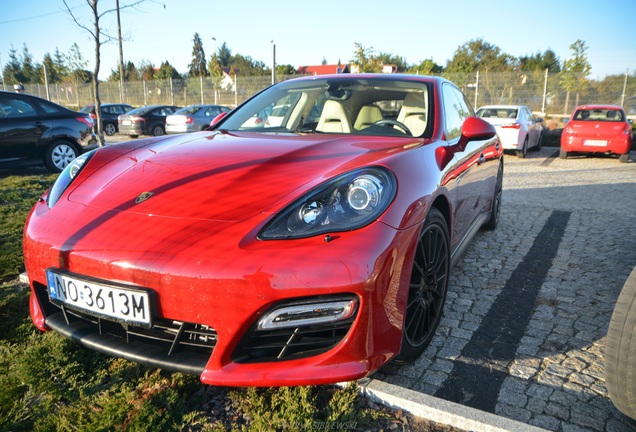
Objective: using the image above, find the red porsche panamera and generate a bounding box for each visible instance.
[23,74,503,386]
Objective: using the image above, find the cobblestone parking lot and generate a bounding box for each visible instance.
[376,147,636,431]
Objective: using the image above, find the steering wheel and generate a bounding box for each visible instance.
[372,119,413,136]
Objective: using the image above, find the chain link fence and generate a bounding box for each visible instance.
[8,70,636,118]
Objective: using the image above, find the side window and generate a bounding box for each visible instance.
[0,96,38,117]
[442,83,472,142]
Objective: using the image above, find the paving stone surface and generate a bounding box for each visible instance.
[376,148,636,432]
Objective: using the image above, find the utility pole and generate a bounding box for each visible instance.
[116,0,125,102]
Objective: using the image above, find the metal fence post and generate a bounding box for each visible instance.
[542,68,548,114]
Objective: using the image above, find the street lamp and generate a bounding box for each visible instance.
[271,40,276,85]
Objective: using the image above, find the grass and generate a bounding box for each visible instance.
[0,166,419,431]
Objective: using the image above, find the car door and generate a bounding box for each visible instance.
[442,83,497,251]
[523,107,539,147]
[0,94,49,161]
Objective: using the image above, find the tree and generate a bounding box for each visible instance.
[519,49,560,73]
[20,45,41,83]
[559,39,591,112]
[108,61,139,81]
[2,46,24,85]
[155,61,180,80]
[188,33,208,77]
[63,0,147,146]
[351,43,381,73]
[276,64,296,76]
[138,60,155,80]
[377,53,407,72]
[446,39,514,73]
[408,59,444,75]
[217,42,232,69]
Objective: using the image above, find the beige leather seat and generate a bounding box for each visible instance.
[397,93,427,136]
[354,105,383,130]
[316,100,351,133]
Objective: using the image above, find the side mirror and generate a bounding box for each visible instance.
[457,116,497,150]
[209,111,229,127]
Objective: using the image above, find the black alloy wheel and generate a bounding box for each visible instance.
[399,208,450,360]
[482,162,503,231]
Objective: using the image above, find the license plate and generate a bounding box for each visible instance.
[47,270,152,326]
[584,140,607,147]
[122,120,131,126]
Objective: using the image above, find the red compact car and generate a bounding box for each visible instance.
[560,105,632,162]
[23,74,503,386]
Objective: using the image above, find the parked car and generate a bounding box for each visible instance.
[80,103,133,136]
[475,105,543,158]
[0,90,96,172]
[23,74,503,386]
[560,105,631,162]
[165,104,231,134]
[118,105,180,138]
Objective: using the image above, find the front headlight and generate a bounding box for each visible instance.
[258,167,396,240]
[47,150,96,208]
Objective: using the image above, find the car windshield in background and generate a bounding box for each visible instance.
[217,77,432,138]
[476,108,518,119]
[574,108,625,122]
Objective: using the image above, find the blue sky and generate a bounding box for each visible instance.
[1,0,634,81]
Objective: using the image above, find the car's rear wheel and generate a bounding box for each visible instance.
[152,125,164,136]
[482,162,503,231]
[398,208,450,361]
[606,266,636,420]
[516,137,528,158]
[103,122,117,136]
[44,140,79,173]
[619,153,629,163]
[129,134,139,139]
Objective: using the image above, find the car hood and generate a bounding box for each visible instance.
[68,131,417,222]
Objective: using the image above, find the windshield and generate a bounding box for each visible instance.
[216,77,432,138]
[476,107,518,119]
[574,108,625,122]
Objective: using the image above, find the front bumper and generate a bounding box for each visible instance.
[24,199,419,386]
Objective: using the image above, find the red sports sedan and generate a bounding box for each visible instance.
[560,105,632,162]
[23,74,503,386]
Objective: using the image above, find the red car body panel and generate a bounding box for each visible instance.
[23,75,503,386]
[561,104,631,156]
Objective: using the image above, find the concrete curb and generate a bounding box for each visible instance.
[356,379,548,432]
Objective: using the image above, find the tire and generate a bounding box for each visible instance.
[606,266,636,420]
[559,149,568,159]
[619,153,629,163]
[398,208,450,361]
[151,125,164,136]
[516,137,528,158]
[43,140,79,173]
[129,134,139,139]
[103,122,117,136]
[482,162,503,231]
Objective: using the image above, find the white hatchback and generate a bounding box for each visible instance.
[476,105,544,158]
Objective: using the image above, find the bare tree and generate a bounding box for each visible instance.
[63,0,146,146]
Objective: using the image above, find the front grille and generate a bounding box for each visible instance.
[233,315,355,363]
[33,282,216,373]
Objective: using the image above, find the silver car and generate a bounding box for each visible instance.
[476,105,544,158]
[166,104,231,134]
